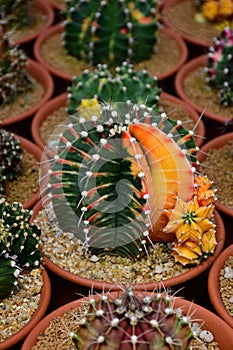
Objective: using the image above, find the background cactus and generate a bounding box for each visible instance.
[0,27,33,105]
[0,197,41,299]
[67,62,161,115]
[63,0,159,66]
[205,27,233,106]
[0,0,33,30]
[197,0,233,22]
[41,102,212,264]
[71,288,194,349]
[0,129,22,194]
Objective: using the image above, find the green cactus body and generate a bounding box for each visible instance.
[0,0,33,29]
[0,28,33,105]
[71,289,194,349]
[0,197,41,299]
[206,27,233,106]
[67,62,161,115]
[64,0,159,66]
[0,129,22,193]
[45,103,196,260]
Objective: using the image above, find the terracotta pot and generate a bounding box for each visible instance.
[33,23,188,84]
[31,199,225,308]
[208,244,233,328]
[14,135,43,210]
[162,0,218,51]
[1,59,54,138]
[49,0,65,11]
[11,0,54,47]
[197,132,233,248]
[21,291,233,350]
[31,91,205,153]
[0,268,51,350]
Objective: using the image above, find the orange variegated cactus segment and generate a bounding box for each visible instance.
[128,123,194,241]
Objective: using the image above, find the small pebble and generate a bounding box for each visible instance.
[224,266,233,279]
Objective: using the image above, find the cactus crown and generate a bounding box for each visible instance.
[205,27,233,106]
[0,0,33,30]
[0,197,41,299]
[71,287,194,349]
[0,27,32,105]
[63,0,159,66]
[67,62,161,115]
[0,129,22,194]
[197,0,233,23]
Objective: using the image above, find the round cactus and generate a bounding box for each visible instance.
[0,197,41,299]
[0,0,33,30]
[63,0,159,66]
[67,62,161,115]
[71,288,194,349]
[205,27,233,106]
[0,129,22,194]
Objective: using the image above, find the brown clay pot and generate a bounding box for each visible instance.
[11,0,55,47]
[49,0,65,11]
[21,291,233,350]
[0,268,51,350]
[208,244,233,328]
[31,91,205,153]
[1,59,54,138]
[197,132,233,248]
[31,199,225,309]
[33,22,188,84]
[14,135,43,210]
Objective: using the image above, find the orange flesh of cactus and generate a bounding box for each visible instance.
[128,123,194,241]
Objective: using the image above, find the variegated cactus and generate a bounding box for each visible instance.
[0,27,32,105]
[0,197,41,299]
[196,0,233,23]
[63,0,159,66]
[41,102,217,265]
[205,27,233,106]
[71,288,194,349]
[67,62,161,115]
[0,129,22,194]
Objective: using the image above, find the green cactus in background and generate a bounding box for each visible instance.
[205,27,233,106]
[0,0,33,30]
[71,288,194,349]
[0,27,33,105]
[63,0,159,66]
[0,197,41,299]
[0,129,22,194]
[67,62,161,115]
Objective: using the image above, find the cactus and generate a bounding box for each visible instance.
[0,0,33,30]
[197,0,233,22]
[67,62,161,115]
[0,197,41,299]
[205,27,233,106]
[71,287,194,349]
[0,27,33,105]
[40,101,218,265]
[63,0,159,66]
[0,129,22,194]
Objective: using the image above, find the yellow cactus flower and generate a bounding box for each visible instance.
[194,175,217,206]
[219,0,233,17]
[80,98,99,109]
[173,241,203,265]
[202,1,219,21]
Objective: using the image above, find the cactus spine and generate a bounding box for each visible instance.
[63,0,159,66]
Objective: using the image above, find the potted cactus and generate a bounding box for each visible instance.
[0,197,51,350]
[175,26,233,138]
[0,0,54,46]
[21,287,233,349]
[0,27,53,136]
[33,0,188,84]
[32,100,224,310]
[31,62,205,152]
[162,0,233,51]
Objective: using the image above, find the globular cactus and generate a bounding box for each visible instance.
[63,0,159,66]
[205,27,233,106]
[0,197,41,299]
[41,101,218,265]
[0,129,22,194]
[0,27,32,105]
[197,0,233,22]
[67,62,161,115]
[71,288,194,349]
[0,0,33,30]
